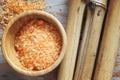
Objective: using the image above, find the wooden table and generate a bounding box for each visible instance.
[0,0,119,80]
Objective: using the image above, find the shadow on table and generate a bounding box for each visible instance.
[0,63,58,80]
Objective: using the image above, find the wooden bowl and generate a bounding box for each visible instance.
[1,11,67,76]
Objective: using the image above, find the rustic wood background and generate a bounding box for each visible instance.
[0,0,119,80]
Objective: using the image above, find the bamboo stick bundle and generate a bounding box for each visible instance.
[94,0,120,80]
[74,0,108,80]
[74,6,93,80]
[57,0,86,80]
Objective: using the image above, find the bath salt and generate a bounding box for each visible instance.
[14,19,62,70]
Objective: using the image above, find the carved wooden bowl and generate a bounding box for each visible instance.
[1,11,67,76]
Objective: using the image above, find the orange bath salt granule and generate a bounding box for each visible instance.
[14,19,62,70]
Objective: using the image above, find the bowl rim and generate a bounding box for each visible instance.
[1,10,67,76]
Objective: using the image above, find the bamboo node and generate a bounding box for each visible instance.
[90,0,107,9]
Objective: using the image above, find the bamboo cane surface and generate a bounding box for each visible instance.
[0,0,120,80]
[57,0,86,80]
[74,7,93,80]
[93,0,120,80]
[75,4,106,80]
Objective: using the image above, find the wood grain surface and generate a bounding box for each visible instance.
[0,0,120,80]
[113,45,120,80]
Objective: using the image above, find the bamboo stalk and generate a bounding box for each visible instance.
[74,6,93,80]
[94,0,120,80]
[77,1,107,80]
[57,0,86,80]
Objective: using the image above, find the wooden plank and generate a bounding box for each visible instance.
[0,0,68,80]
[0,0,120,79]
